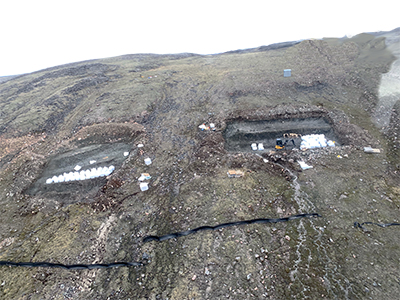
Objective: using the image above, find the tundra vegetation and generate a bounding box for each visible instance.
[0,28,400,299]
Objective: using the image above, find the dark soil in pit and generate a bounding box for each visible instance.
[1,29,400,300]
[26,142,131,202]
[223,117,340,152]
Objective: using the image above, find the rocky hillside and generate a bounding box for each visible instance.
[0,28,399,299]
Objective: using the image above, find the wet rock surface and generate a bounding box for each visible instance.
[0,28,399,299]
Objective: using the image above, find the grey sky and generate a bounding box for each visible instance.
[0,0,398,76]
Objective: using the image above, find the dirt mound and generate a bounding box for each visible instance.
[71,122,145,145]
[1,30,400,299]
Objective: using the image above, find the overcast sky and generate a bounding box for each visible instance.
[0,0,398,77]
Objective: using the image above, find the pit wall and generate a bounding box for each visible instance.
[220,104,377,149]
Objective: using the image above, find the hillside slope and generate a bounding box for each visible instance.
[0,28,399,299]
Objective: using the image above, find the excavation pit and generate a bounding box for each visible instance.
[27,142,131,201]
[223,117,340,152]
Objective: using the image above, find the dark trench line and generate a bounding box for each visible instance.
[3,216,399,270]
[0,213,321,269]
[0,261,144,270]
[143,213,322,243]
[354,221,400,230]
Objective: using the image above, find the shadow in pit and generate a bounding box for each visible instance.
[223,117,340,152]
[26,142,131,203]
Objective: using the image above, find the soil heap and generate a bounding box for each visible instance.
[0,28,399,299]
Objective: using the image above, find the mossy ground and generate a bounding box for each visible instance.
[0,31,399,299]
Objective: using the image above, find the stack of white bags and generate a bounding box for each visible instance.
[300,134,335,150]
[46,166,115,184]
[251,143,264,151]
